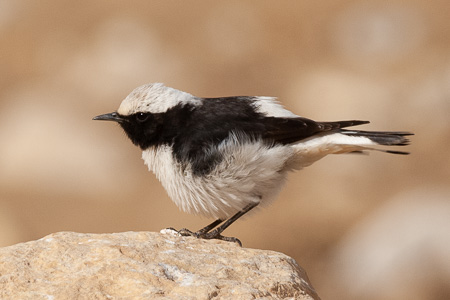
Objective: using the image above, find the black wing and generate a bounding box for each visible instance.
[171,97,370,175]
[184,96,369,145]
[261,117,370,144]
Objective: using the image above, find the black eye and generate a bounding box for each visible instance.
[135,112,149,123]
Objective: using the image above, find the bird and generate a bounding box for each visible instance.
[93,83,412,246]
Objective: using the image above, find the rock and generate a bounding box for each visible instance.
[0,231,319,299]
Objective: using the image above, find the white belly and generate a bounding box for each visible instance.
[141,138,295,219]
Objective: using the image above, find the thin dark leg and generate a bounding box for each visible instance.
[177,218,223,237]
[170,201,259,247]
[197,219,224,235]
[203,202,259,244]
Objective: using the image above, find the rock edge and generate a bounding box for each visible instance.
[0,231,319,299]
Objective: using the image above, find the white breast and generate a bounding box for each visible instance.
[141,136,295,220]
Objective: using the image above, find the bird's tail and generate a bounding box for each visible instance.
[287,124,413,170]
[288,121,413,169]
[339,129,413,155]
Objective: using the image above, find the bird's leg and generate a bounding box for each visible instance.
[201,202,259,246]
[176,218,224,237]
[196,219,224,235]
[170,202,259,247]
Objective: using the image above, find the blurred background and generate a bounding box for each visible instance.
[1,1,449,299]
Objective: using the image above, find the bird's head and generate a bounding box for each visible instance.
[93,83,200,149]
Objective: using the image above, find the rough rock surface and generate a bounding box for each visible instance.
[0,231,319,299]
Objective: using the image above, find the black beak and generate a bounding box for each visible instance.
[93,112,126,123]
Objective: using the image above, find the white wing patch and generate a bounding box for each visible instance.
[252,96,299,118]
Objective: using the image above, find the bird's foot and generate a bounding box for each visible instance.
[167,227,242,247]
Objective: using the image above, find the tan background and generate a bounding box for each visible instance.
[1,1,449,299]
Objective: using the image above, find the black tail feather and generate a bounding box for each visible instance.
[384,149,411,155]
[339,129,413,154]
[341,129,413,146]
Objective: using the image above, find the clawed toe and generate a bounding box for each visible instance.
[201,230,242,246]
[211,234,242,247]
[177,228,198,237]
[165,203,257,247]
[169,227,242,247]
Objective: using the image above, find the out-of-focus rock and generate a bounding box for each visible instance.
[0,231,319,299]
[330,188,450,300]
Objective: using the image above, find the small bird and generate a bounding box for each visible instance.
[94,83,412,246]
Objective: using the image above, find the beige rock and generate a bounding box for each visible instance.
[0,231,319,299]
